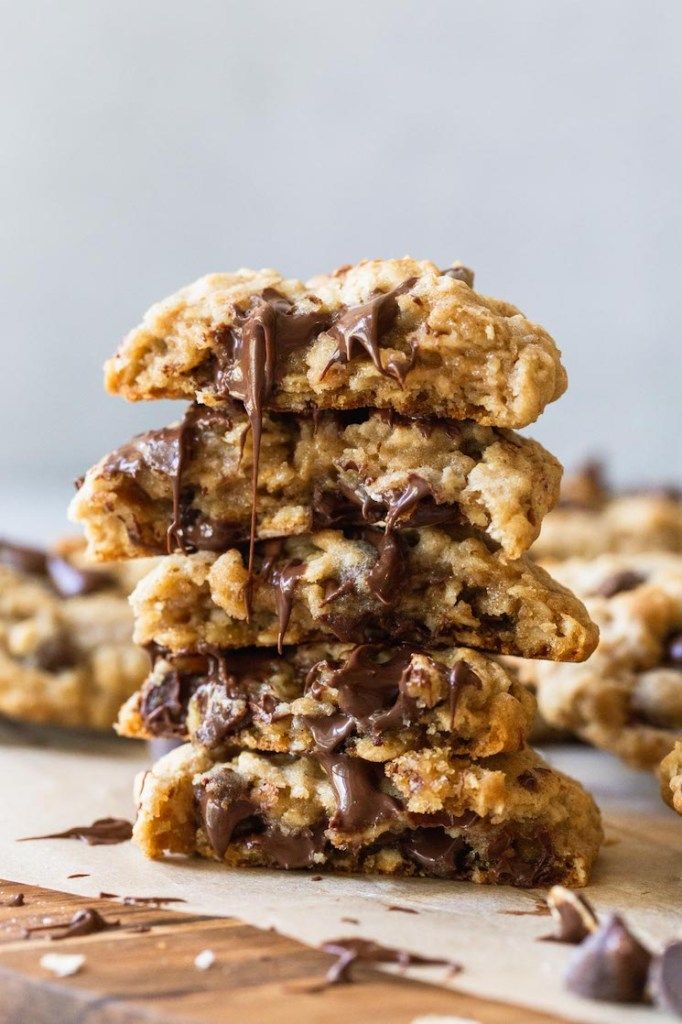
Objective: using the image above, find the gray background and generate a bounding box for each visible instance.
[1,0,680,537]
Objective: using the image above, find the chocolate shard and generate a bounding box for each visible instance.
[19,818,133,846]
[441,264,475,287]
[0,540,48,575]
[650,940,682,1016]
[545,885,599,944]
[46,556,113,598]
[320,936,460,985]
[564,914,652,1003]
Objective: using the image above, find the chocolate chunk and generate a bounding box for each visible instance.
[650,940,682,1015]
[441,264,475,287]
[194,771,258,858]
[19,817,133,845]
[591,571,646,599]
[384,475,461,531]
[46,556,113,598]
[545,885,599,944]
[50,908,120,940]
[664,630,682,667]
[319,936,460,985]
[317,753,400,833]
[30,633,78,672]
[4,893,25,907]
[247,825,324,870]
[401,828,467,878]
[0,540,48,575]
[564,914,652,1003]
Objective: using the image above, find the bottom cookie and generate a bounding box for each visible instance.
[133,743,602,887]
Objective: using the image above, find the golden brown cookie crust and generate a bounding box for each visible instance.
[70,406,561,562]
[129,529,598,662]
[105,258,567,428]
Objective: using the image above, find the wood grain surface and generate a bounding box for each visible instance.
[0,879,571,1024]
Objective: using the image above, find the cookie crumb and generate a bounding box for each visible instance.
[194,949,215,971]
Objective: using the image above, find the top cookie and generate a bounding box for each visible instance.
[105,258,567,428]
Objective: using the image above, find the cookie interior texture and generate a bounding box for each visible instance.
[133,743,602,887]
[70,404,561,562]
[128,529,598,662]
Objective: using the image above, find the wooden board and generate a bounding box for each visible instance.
[0,878,570,1024]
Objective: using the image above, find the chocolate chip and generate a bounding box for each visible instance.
[650,940,682,1015]
[46,556,113,598]
[664,630,682,667]
[592,571,646,599]
[0,540,48,576]
[564,914,652,1003]
[545,885,599,944]
[441,265,475,287]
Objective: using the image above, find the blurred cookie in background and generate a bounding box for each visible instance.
[0,537,154,730]
[532,553,682,776]
[659,741,682,815]
[532,461,682,560]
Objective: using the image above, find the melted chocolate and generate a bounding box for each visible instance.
[401,829,467,877]
[19,818,133,846]
[194,772,258,858]
[317,752,400,833]
[37,908,121,941]
[319,936,459,985]
[363,530,407,606]
[246,825,324,869]
[384,475,460,531]
[269,559,306,652]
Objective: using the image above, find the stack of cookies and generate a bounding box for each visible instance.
[72,257,603,885]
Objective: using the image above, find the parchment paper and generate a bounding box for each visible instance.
[0,723,679,1024]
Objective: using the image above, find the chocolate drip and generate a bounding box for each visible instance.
[19,818,132,846]
[194,772,258,858]
[270,557,303,651]
[319,936,459,985]
[447,661,482,729]
[304,713,357,753]
[215,297,331,615]
[401,828,467,877]
[320,279,416,383]
[317,752,401,833]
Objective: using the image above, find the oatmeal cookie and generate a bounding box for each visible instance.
[133,742,602,886]
[533,463,682,559]
[105,258,566,428]
[0,537,152,729]
[71,404,560,562]
[658,741,682,814]
[129,529,598,661]
[117,643,535,762]
[534,554,682,769]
